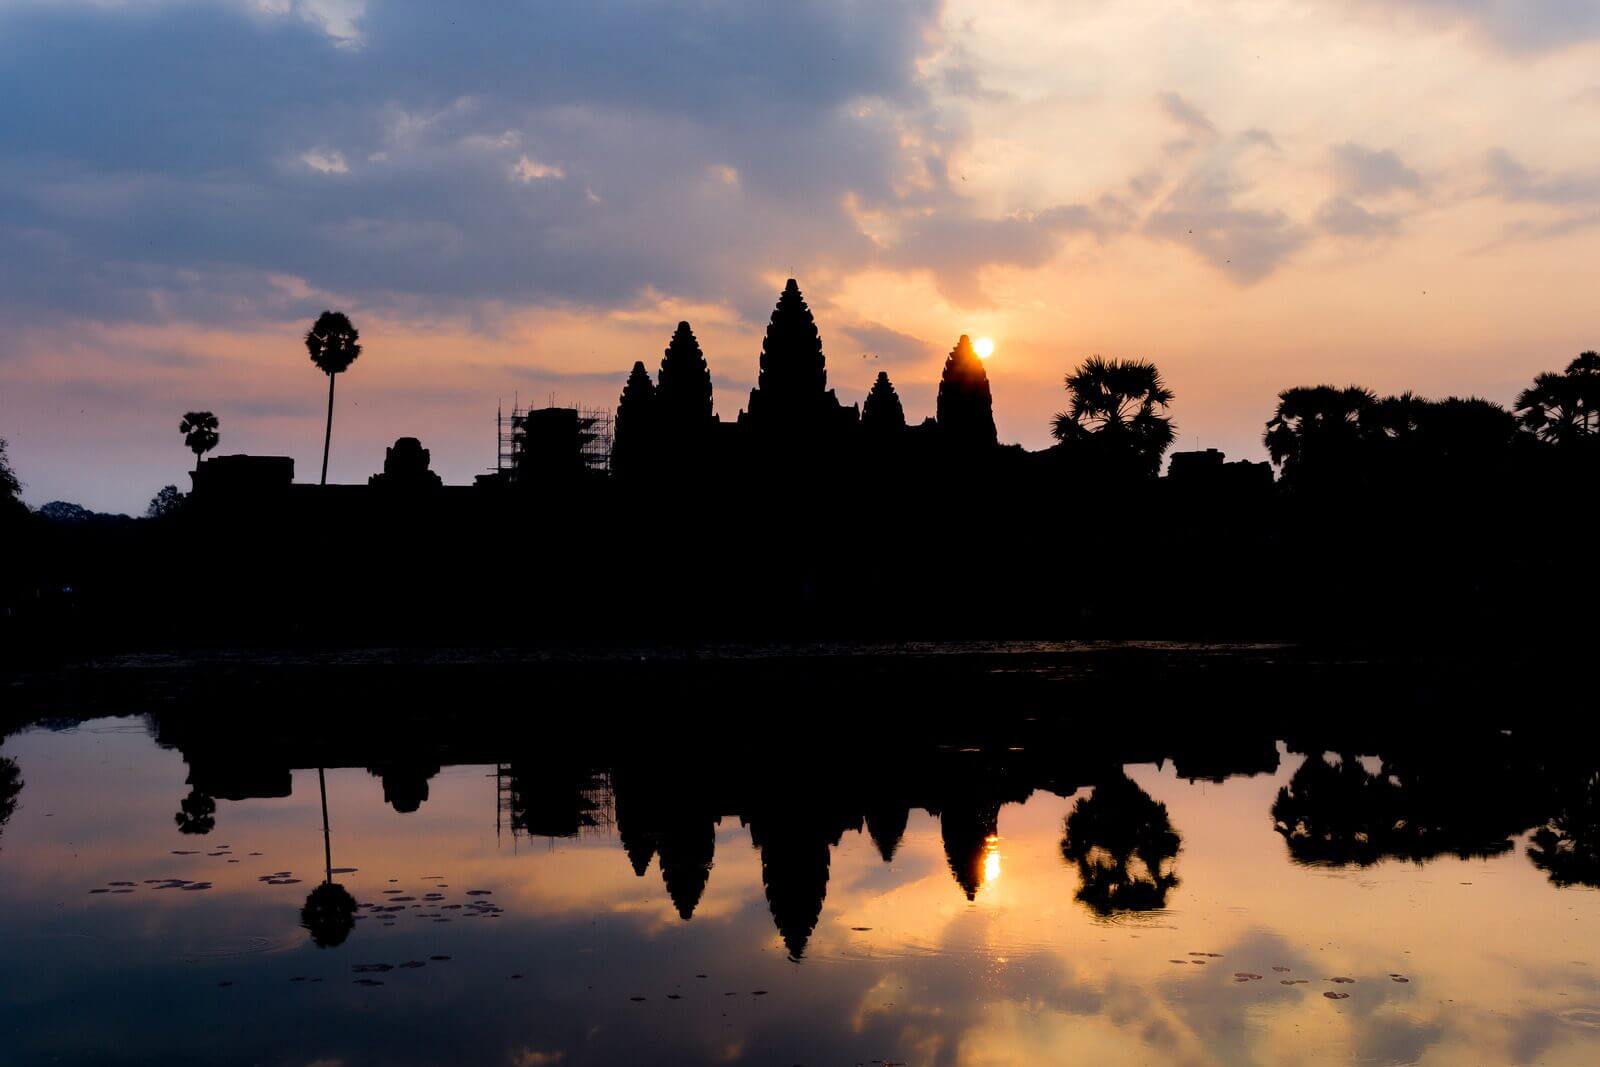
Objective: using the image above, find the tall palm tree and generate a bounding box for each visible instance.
[1052,357,1175,476]
[1515,351,1600,446]
[300,767,357,948]
[304,311,362,485]
[178,411,219,472]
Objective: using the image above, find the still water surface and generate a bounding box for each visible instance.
[1,710,1597,1065]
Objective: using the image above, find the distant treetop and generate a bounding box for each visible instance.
[1516,350,1599,446]
[305,310,362,376]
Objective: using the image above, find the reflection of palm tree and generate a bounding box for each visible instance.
[179,411,219,472]
[1060,772,1181,915]
[1272,750,1531,866]
[1529,771,1600,888]
[1052,357,1176,476]
[174,788,216,835]
[301,767,356,948]
[304,310,362,485]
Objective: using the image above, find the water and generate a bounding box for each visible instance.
[1,652,1597,1065]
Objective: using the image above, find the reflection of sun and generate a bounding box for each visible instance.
[983,834,1002,885]
[974,337,995,359]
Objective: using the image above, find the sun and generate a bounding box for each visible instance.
[974,336,995,359]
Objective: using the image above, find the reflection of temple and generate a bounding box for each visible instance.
[95,650,1600,958]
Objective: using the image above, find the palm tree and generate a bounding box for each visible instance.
[178,411,219,472]
[304,311,362,485]
[174,788,216,835]
[1262,384,1376,485]
[1052,357,1175,476]
[300,766,357,948]
[1515,351,1600,446]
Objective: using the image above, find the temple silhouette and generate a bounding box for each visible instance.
[2,280,1596,651]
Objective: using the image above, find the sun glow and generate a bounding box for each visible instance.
[973,337,995,359]
[982,834,1002,885]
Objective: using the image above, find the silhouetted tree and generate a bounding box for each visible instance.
[304,310,362,485]
[1052,357,1174,476]
[1516,351,1600,446]
[179,411,219,472]
[1271,751,1402,867]
[0,436,24,523]
[861,372,906,435]
[936,335,997,447]
[174,788,216,835]
[657,321,714,424]
[1272,750,1533,866]
[612,360,657,478]
[1528,770,1600,888]
[1264,384,1376,487]
[146,485,184,519]
[301,766,357,947]
[1060,772,1181,915]
[301,880,358,948]
[0,757,22,848]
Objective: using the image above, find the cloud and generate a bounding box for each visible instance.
[1339,1,1600,52]
[300,149,349,175]
[837,321,939,366]
[1157,91,1218,139]
[1479,148,1600,242]
[1330,143,1422,197]
[1146,170,1308,283]
[1485,148,1600,206]
[0,0,945,324]
[880,202,1124,306]
[1142,97,1306,282]
[1316,195,1402,237]
[511,157,565,183]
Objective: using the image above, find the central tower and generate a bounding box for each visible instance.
[740,278,856,433]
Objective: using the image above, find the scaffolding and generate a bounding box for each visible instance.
[495,762,613,844]
[496,397,613,479]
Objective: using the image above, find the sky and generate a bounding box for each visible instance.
[1,0,1598,512]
